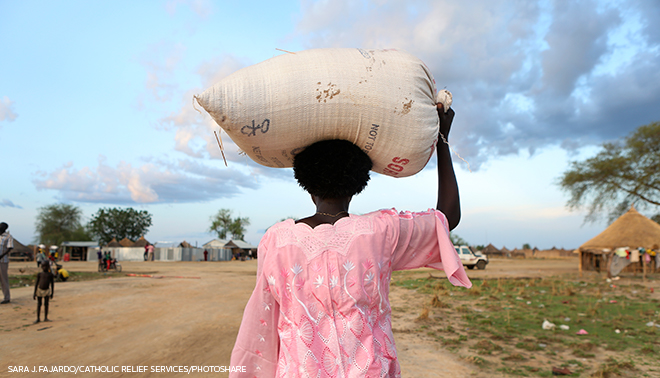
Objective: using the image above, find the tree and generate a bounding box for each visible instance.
[558,121,660,223]
[450,233,468,246]
[87,207,153,245]
[522,243,531,250]
[34,203,90,245]
[209,209,250,240]
[229,217,250,240]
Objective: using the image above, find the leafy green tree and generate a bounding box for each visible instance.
[87,207,153,245]
[229,217,250,240]
[209,209,232,239]
[34,203,91,245]
[522,243,531,250]
[450,233,468,246]
[558,121,660,223]
[209,209,250,240]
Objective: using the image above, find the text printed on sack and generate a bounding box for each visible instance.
[363,124,380,153]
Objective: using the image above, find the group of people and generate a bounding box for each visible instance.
[143,244,155,261]
[97,250,118,270]
[35,244,58,268]
[2,99,471,374]
[0,222,54,323]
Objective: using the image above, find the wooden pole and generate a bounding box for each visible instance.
[643,249,647,282]
[579,250,583,278]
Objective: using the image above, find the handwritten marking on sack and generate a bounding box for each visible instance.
[363,124,380,153]
[316,83,341,103]
[252,146,269,164]
[382,157,410,176]
[241,119,270,137]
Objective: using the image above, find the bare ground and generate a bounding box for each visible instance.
[1,258,657,377]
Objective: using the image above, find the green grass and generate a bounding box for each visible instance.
[392,275,659,354]
[391,272,658,376]
[10,271,125,288]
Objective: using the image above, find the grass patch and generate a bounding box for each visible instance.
[590,357,636,377]
[391,271,659,377]
[10,271,125,288]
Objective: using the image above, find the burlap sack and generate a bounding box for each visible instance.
[194,48,440,177]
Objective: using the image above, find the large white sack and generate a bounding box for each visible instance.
[194,48,440,177]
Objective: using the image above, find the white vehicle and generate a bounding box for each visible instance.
[454,245,488,270]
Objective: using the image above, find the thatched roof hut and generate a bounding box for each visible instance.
[579,206,660,274]
[106,238,121,247]
[482,243,507,258]
[8,239,33,261]
[179,240,193,248]
[580,206,660,250]
[119,238,135,247]
[133,236,150,248]
[482,243,500,254]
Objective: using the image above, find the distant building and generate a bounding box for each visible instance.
[61,241,99,261]
[579,206,660,275]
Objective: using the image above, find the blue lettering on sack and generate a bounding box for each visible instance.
[357,48,371,59]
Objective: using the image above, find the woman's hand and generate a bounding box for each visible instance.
[437,104,455,141]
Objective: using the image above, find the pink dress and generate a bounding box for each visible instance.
[230,209,472,377]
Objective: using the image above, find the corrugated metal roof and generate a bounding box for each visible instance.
[61,241,99,247]
[226,240,257,249]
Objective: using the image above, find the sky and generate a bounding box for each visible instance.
[1,0,659,250]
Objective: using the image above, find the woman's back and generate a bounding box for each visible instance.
[231,209,469,377]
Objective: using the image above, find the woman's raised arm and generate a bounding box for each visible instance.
[435,105,460,230]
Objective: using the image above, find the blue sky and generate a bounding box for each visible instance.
[1,0,659,249]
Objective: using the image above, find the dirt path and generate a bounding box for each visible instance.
[1,258,587,377]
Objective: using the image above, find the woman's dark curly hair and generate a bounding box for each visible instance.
[293,139,373,199]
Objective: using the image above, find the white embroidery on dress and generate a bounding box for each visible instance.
[273,216,375,262]
[314,275,324,288]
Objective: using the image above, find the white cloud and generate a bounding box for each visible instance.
[291,0,660,169]
[32,156,260,204]
[158,55,261,165]
[0,96,18,123]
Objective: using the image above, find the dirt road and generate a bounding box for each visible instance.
[1,258,582,377]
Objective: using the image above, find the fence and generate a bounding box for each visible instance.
[87,247,233,262]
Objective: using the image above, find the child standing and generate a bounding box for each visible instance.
[33,262,54,323]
